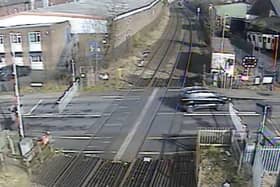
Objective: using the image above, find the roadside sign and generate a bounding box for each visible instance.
[211,53,235,76]
[262,76,273,84]
[88,41,102,59]
[242,56,257,68]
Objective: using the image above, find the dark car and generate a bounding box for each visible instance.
[0,65,31,81]
[180,91,229,113]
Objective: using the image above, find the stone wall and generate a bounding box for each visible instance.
[109,1,164,60]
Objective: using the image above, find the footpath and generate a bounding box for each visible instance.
[213,87,280,100]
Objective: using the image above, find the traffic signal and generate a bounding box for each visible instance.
[242,56,257,68]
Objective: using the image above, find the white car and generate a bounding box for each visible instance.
[99,72,109,80]
[137,59,145,67]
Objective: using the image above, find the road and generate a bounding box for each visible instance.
[3,88,230,159]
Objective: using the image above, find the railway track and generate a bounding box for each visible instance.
[127,6,181,88]
[123,4,197,187]
[33,3,199,187]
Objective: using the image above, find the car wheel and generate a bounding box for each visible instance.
[187,106,193,113]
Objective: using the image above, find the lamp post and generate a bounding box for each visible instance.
[256,103,271,145]
[273,35,279,82]
[208,4,215,37]
[220,15,228,53]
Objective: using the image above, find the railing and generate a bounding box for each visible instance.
[252,145,280,187]
[198,127,233,146]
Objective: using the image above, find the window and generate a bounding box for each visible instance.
[10,33,22,43]
[0,35,4,44]
[30,55,42,62]
[28,32,41,43]
[268,38,271,43]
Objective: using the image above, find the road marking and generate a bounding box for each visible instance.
[183,112,260,116]
[23,113,102,118]
[157,112,182,115]
[138,151,194,155]
[146,136,196,140]
[114,88,159,161]
[58,150,117,154]
[55,136,92,140]
[104,123,123,127]
[26,99,42,115]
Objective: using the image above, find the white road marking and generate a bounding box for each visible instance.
[114,88,159,161]
[58,150,117,154]
[138,151,194,155]
[26,99,42,115]
[23,114,102,118]
[104,123,123,127]
[183,112,260,116]
[146,136,196,140]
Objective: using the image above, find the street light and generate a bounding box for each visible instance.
[208,4,215,37]
[220,14,229,53]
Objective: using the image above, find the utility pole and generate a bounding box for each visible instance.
[71,59,75,82]
[220,15,227,53]
[273,35,279,82]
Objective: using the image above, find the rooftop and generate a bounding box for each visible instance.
[0,0,29,7]
[214,2,251,18]
[33,0,160,19]
[249,16,280,32]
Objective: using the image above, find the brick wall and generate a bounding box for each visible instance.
[109,1,164,59]
[0,2,30,17]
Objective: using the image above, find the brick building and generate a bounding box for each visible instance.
[0,0,163,80]
[0,0,75,17]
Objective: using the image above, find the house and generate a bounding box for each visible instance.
[0,0,76,17]
[0,0,164,80]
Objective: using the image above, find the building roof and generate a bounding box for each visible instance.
[271,0,280,16]
[0,0,160,33]
[34,0,160,19]
[215,3,251,18]
[247,0,280,17]
[249,16,280,32]
[0,0,29,7]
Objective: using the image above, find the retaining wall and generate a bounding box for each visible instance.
[109,1,164,60]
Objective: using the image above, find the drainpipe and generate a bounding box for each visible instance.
[29,0,35,10]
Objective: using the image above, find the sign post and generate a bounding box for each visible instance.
[89,41,101,84]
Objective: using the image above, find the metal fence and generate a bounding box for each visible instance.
[252,146,280,187]
[198,128,233,146]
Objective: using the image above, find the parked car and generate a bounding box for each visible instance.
[98,72,109,80]
[142,50,150,58]
[0,65,31,81]
[180,88,229,113]
[137,59,145,67]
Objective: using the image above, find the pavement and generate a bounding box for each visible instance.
[213,87,280,100]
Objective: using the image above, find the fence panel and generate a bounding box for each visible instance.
[259,146,280,172]
[252,151,265,187]
[198,128,232,146]
[252,146,280,187]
